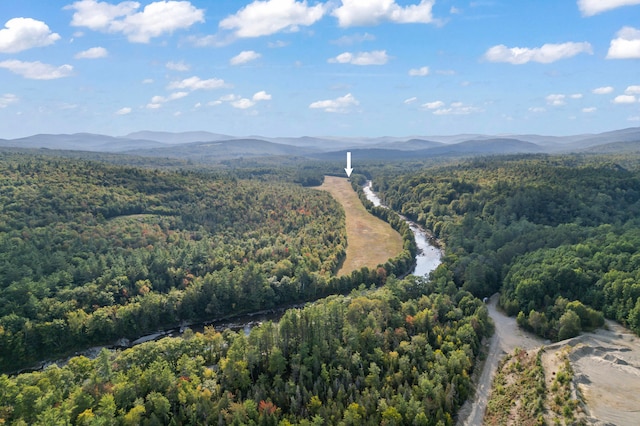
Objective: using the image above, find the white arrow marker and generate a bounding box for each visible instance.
[345,151,353,177]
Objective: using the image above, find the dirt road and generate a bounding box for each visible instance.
[457,295,640,425]
[456,294,544,426]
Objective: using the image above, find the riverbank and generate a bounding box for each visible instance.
[362,180,442,277]
[317,176,404,276]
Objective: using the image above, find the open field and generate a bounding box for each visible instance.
[317,176,403,276]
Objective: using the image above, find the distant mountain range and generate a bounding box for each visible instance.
[2,127,640,162]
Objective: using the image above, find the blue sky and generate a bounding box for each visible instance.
[1,0,640,139]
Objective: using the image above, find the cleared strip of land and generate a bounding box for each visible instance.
[317,176,403,276]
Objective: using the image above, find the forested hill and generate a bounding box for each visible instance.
[0,153,362,372]
[374,154,640,341]
[0,152,494,425]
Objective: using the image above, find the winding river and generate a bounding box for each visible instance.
[32,181,443,372]
[363,180,442,277]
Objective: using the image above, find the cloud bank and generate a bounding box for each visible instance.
[578,0,640,16]
[309,93,359,112]
[219,0,326,38]
[333,0,437,27]
[0,60,73,80]
[328,50,389,65]
[66,0,204,43]
[484,42,593,64]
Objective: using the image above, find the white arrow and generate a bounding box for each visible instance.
[345,151,353,177]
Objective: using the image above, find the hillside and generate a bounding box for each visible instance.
[124,138,318,160]
[3,127,640,163]
[0,133,164,152]
[0,154,350,372]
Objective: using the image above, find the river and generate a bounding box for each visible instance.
[31,181,443,372]
[142,182,441,341]
[362,180,442,277]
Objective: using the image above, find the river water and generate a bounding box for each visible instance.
[30,181,443,372]
[125,182,441,347]
[362,180,442,277]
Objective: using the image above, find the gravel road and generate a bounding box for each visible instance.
[456,294,544,426]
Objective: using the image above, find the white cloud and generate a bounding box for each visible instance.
[582,107,597,113]
[147,91,189,108]
[75,46,108,59]
[252,90,272,101]
[142,78,154,84]
[570,93,583,99]
[66,0,138,30]
[0,60,73,80]
[0,93,18,108]
[328,50,389,65]
[607,26,640,59]
[209,91,270,109]
[528,107,546,113]
[331,32,376,46]
[166,60,190,71]
[546,94,566,106]
[333,0,438,27]
[169,91,189,100]
[409,66,429,76]
[484,42,593,64]
[116,107,132,115]
[167,76,229,91]
[625,85,640,94]
[613,94,637,103]
[186,34,229,48]
[450,6,462,14]
[66,0,204,43]
[578,0,640,16]
[432,102,482,115]
[164,93,187,102]
[268,40,289,48]
[0,17,60,53]
[404,97,417,104]
[592,86,614,94]
[422,100,445,109]
[219,0,326,38]
[232,98,255,109]
[230,50,262,65]
[309,93,359,113]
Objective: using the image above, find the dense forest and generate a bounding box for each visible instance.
[0,277,491,425]
[0,153,415,373]
[4,149,640,424]
[374,154,640,340]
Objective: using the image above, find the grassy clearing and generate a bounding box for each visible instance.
[484,347,547,426]
[317,176,403,276]
[485,346,585,426]
[544,348,582,425]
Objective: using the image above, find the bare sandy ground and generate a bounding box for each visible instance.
[544,321,640,425]
[457,295,640,426]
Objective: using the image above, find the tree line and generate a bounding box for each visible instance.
[0,276,492,425]
[0,153,417,373]
[373,154,640,340]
